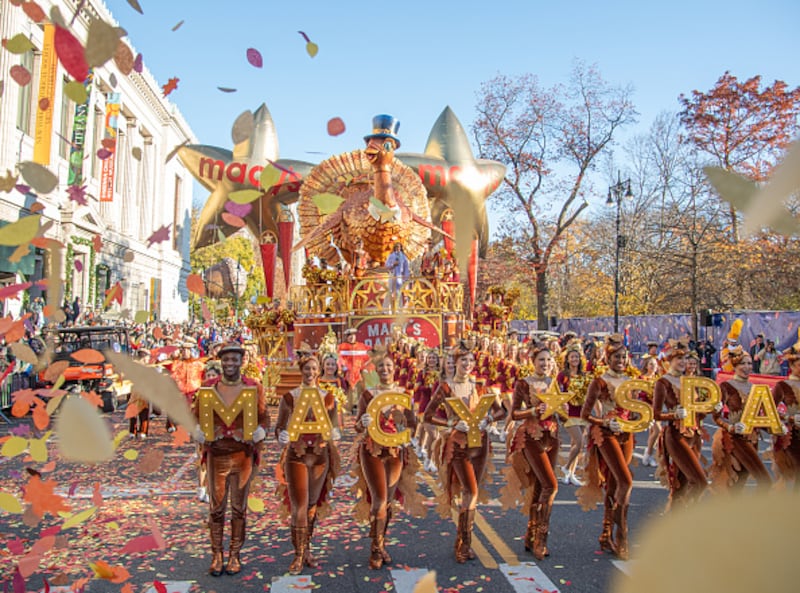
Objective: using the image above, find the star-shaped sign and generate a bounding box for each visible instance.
[179,104,316,250]
[538,378,571,420]
[397,107,506,257]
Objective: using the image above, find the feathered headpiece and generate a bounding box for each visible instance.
[727,319,744,344]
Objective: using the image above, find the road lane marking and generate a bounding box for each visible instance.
[390,568,433,593]
[499,561,560,593]
[474,511,520,566]
[143,582,192,593]
[271,574,317,593]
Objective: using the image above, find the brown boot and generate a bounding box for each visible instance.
[613,503,629,560]
[455,510,475,563]
[305,507,320,568]
[532,503,552,560]
[208,521,224,577]
[226,518,245,575]
[289,526,308,575]
[524,506,538,552]
[380,508,393,564]
[598,500,618,554]
[369,516,385,569]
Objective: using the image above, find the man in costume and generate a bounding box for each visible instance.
[169,341,205,432]
[338,328,371,412]
[193,342,269,576]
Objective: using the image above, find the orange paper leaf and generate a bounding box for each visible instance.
[23,475,71,518]
[186,273,206,297]
[70,349,105,364]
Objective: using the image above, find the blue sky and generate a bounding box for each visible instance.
[104,0,799,210]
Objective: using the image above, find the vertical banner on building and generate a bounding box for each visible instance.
[150,277,161,320]
[67,71,94,186]
[33,24,58,165]
[99,93,120,202]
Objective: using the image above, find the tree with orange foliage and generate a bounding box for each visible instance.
[678,72,800,241]
[473,61,637,329]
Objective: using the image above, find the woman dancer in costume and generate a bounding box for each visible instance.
[577,334,635,560]
[502,343,562,560]
[353,352,425,568]
[652,340,708,509]
[423,342,505,563]
[412,349,442,470]
[556,341,589,487]
[710,347,772,492]
[319,352,347,430]
[274,349,341,574]
[772,342,800,488]
[639,355,661,467]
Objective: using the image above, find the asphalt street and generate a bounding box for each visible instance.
[0,407,733,593]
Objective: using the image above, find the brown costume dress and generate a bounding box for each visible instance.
[710,379,771,491]
[423,379,505,562]
[274,386,341,573]
[351,384,426,568]
[652,374,708,509]
[576,373,635,560]
[500,374,560,559]
[772,376,800,487]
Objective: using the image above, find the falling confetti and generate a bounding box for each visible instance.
[298,30,318,57]
[217,86,237,93]
[171,20,184,32]
[221,212,245,227]
[54,25,89,82]
[246,47,263,68]
[133,52,143,72]
[0,214,40,246]
[146,224,170,246]
[185,273,205,296]
[4,33,36,54]
[66,184,87,205]
[126,0,144,14]
[327,117,346,136]
[231,109,254,144]
[22,1,48,23]
[224,200,251,217]
[10,64,32,86]
[63,80,88,103]
[84,18,122,68]
[161,77,179,97]
[113,39,134,75]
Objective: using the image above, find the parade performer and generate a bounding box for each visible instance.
[502,343,563,560]
[275,349,341,575]
[338,328,371,412]
[772,340,800,487]
[556,341,589,486]
[652,341,708,509]
[577,334,636,560]
[193,342,268,576]
[127,348,152,440]
[423,342,505,563]
[169,341,205,432]
[412,349,442,469]
[720,319,744,372]
[639,355,661,468]
[710,347,773,492]
[319,352,348,428]
[352,352,426,568]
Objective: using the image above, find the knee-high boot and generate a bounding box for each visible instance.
[598,497,618,554]
[305,507,320,568]
[532,503,552,560]
[289,526,308,575]
[208,521,224,576]
[369,515,386,569]
[381,507,393,564]
[455,510,476,563]
[524,505,537,552]
[225,518,244,575]
[613,503,629,560]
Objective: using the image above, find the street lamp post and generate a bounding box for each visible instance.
[606,172,633,333]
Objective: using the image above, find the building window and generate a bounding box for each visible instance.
[58,77,75,159]
[173,175,182,250]
[16,50,37,134]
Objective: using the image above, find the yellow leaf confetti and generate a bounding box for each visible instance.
[229,189,263,204]
[4,33,35,54]
[64,80,88,104]
[247,496,265,512]
[122,449,139,460]
[18,161,58,193]
[61,505,97,530]
[0,492,24,514]
[312,192,345,215]
[306,41,318,58]
[29,436,48,463]
[0,214,41,246]
[1,435,29,458]
[259,164,282,191]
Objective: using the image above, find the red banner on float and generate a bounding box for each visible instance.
[468,236,479,310]
[259,233,277,297]
[277,213,294,291]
